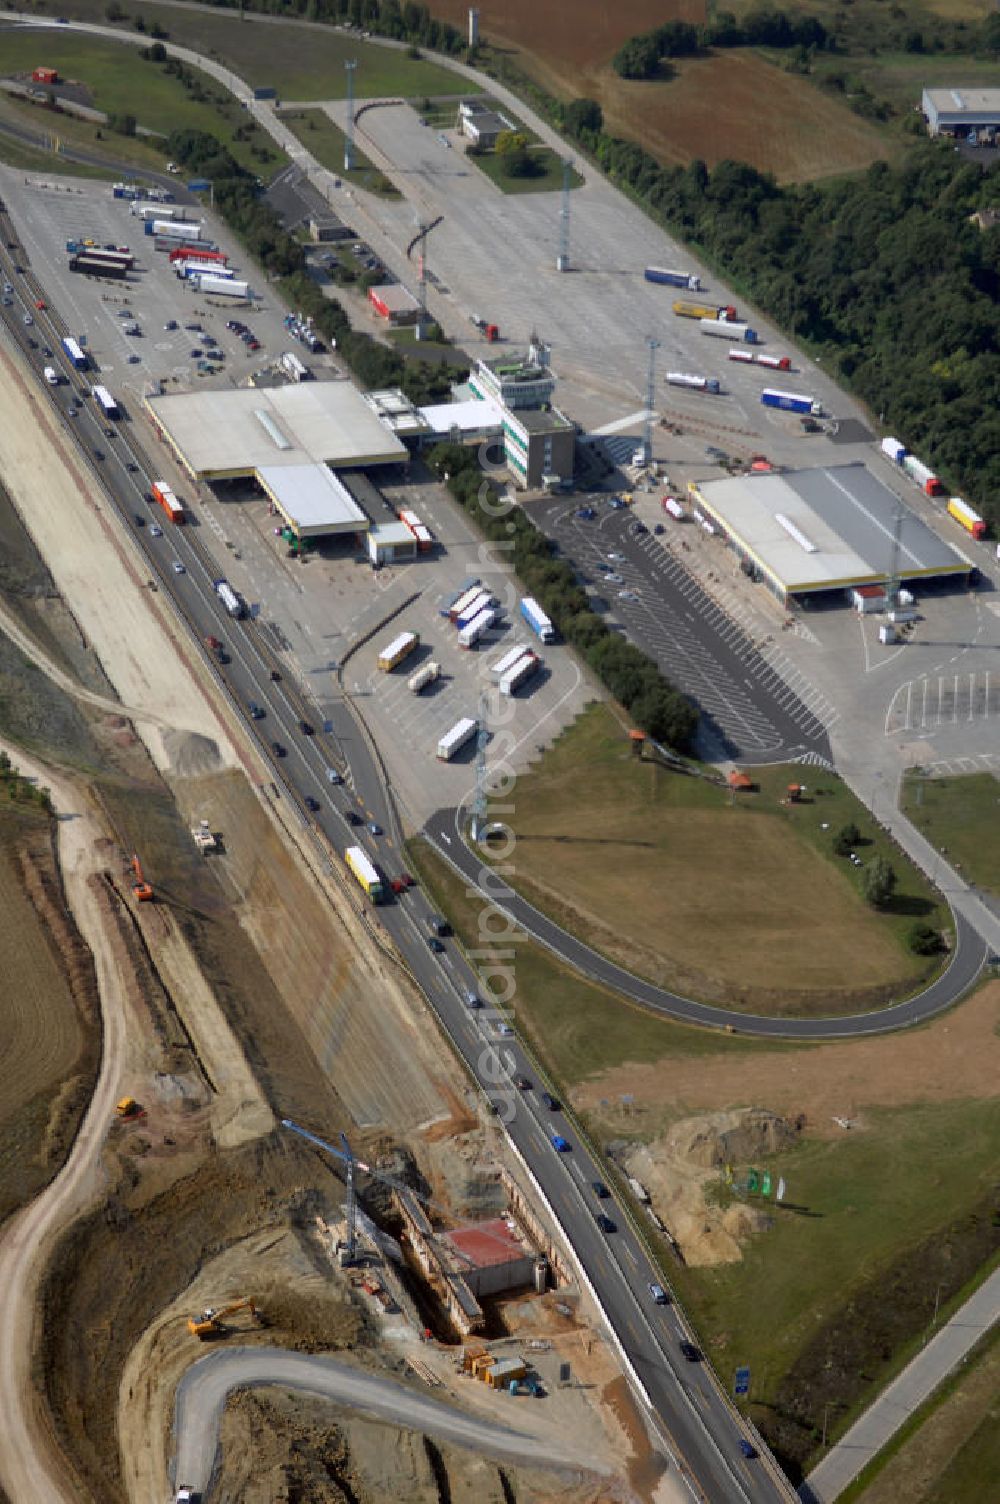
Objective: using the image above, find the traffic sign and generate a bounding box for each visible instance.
[187,179,211,192]
[734,1366,751,1398]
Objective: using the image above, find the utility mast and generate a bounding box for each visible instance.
[556,158,573,272]
[642,335,660,467]
[470,688,490,842]
[344,60,357,173]
[885,502,904,612]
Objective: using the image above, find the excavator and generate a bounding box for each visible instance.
[187,1297,260,1340]
[130,853,153,902]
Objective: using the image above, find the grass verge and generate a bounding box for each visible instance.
[901,769,1000,898]
[277,108,400,196]
[466,143,583,194]
[481,704,949,1015]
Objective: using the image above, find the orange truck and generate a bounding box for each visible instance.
[151,480,185,524]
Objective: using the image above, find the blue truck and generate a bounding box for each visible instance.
[761,388,823,417]
[520,596,555,644]
[645,266,701,291]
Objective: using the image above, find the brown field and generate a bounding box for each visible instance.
[433,0,705,69]
[0,806,99,1225]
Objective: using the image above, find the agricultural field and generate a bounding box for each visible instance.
[902,770,1000,897]
[278,108,399,196]
[482,704,949,1015]
[0,32,284,174]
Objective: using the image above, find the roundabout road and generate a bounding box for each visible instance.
[424,808,987,1041]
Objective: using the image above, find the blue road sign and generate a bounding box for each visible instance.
[187,179,211,192]
[734,1366,751,1398]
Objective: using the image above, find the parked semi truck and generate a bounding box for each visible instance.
[499,651,539,697]
[151,480,185,524]
[407,660,441,693]
[880,436,907,464]
[761,388,823,417]
[520,596,554,643]
[344,845,383,901]
[701,318,757,343]
[666,371,720,394]
[441,578,480,615]
[645,266,701,290]
[902,453,945,497]
[377,630,419,671]
[673,299,737,321]
[437,717,478,761]
[947,497,986,539]
[193,274,250,299]
[169,245,227,265]
[70,255,127,279]
[214,578,244,618]
[490,644,531,682]
[449,585,491,624]
[454,590,495,630]
[457,606,496,649]
[145,219,202,241]
[729,349,791,370]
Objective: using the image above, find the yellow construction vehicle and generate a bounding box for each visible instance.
[116,1097,144,1119]
[187,1298,259,1340]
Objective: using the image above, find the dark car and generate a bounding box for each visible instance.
[427,935,445,953]
[346,811,361,826]
[134,514,145,526]
[305,795,320,812]
[595,1212,617,1233]
[299,719,314,735]
[738,1440,757,1460]
[93,448,105,461]
[189,348,203,359]
[514,1075,532,1091]
[592,1180,609,1199]
[633,521,648,535]
[271,741,286,758]
[679,1341,702,1362]
[248,701,264,720]
[541,1092,560,1112]
[269,668,281,681]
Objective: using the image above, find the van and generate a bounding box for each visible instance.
[427,914,450,937]
[43,365,60,386]
[649,1283,668,1305]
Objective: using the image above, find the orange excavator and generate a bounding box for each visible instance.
[187,1298,260,1340]
[130,853,153,902]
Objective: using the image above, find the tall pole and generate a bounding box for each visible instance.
[643,335,660,466]
[470,689,489,841]
[344,60,357,174]
[557,157,573,272]
[416,222,428,340]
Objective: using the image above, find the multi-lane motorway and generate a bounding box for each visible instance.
[0,220,794,1502]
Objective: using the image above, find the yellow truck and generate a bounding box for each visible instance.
[345,846,384,902]
[377,630,419,671]
[672,299,738,320]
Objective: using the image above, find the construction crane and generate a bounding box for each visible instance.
[187,1296,260,1340]
[129,853,153,902]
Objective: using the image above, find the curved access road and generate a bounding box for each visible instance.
[172,1347,608,1496]
[424,808,988,1040]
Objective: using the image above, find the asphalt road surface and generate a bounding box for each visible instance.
[172,1347,606,1493]
[424,806,986,1040]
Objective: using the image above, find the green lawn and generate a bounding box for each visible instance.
[46,0,467,101]
[278,108,399,195]
[479,704,949,1014]
[468,143,583,195]
[901,771,1000,897]
[0,32,285,175]
[0,116,115,179]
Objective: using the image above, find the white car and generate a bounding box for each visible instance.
[22,313,33,326]
[607,551,624,561]
[149,523,163,538]
[172,560,186,574]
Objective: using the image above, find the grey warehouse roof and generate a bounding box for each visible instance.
[257,463,368,536]
[923,86,1000,119]
[692,463,969,595]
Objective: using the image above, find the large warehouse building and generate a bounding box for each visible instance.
[689,464,970,605]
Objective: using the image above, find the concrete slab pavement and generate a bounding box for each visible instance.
[801,1266,1000,1502]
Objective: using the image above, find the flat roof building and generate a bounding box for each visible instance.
[368,282,421,326]
[503,405,576,490]
[419,398,504,444]
[441,1217,538,1298]
[367,520,418,566]
[689,464,970,604]
[146,381,407,480]
[457,99,513,149]
[923,87,1000,136]
[364,387,431,440]
[257,463,368,538]
[470,344,555,411]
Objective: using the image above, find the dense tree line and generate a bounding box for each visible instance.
[164,126,465,403]
[427,445,699,751]
[613,10,828,78]
[172,0,468,56]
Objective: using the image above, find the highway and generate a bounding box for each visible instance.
[0,235,790,1504]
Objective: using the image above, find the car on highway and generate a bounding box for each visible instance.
[299,719,314,736]
[271,741,286,757]
[592,1180,609,1199]
[541,1092,560,1111]
[738,1440,757,1460]
[304,795,320,812]
[395,871,414,888]
[367,821,382,836]
[603,572,623,585]
[172,560,185,574]
[493,1020,513,1037]
[34,299,46,310]
[133,513,145,527]
[618,589,640,602]
[269,668,281,681]
[464,989,480,1008]
[149,524,163,537]
[41,345,52,357]
[551,1135,571,1152]
[325,767,343,784]
[1,297,11,307]
[22,313,32,325]
[92,448,105,462]
[2,282,11,294]
[607,551,625,561]
[679,1340,702,1362]
[66,404,77,416]
[514,1075,532,1091]
[595,1212,617,1234]
[649,1283,668,1305]
[345,811,361,826]
[427,935,445,953]
[247,702,264,719]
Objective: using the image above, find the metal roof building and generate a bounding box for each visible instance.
[689,464,970,604]
[923,87,1000,136]
[146,381,407,480]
